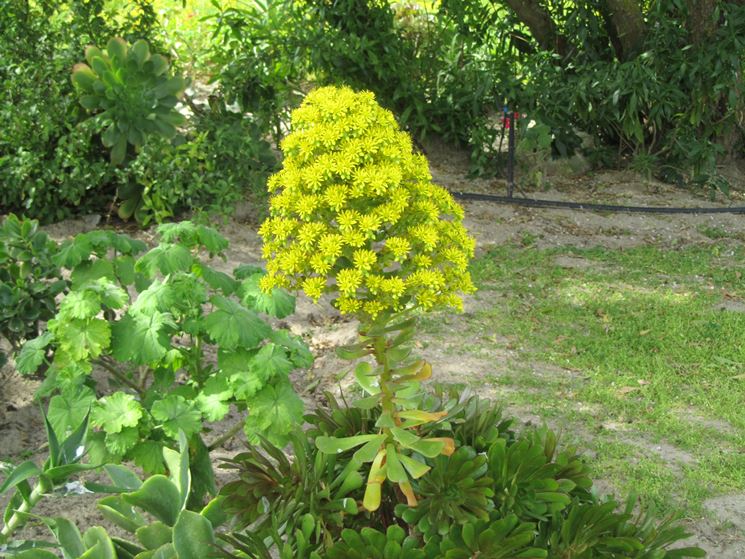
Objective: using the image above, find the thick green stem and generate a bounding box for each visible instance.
[370,330,397,430]
[0,476,50,543]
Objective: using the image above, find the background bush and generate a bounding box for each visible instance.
[0,0,276,225]
[2,0,743,224]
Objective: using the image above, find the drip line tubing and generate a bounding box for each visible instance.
[450,191,745,215]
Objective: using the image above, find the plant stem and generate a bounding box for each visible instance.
[207,421,244,451]
[370,328,397,430]
[95,358,142,396]
[0,475,50,544]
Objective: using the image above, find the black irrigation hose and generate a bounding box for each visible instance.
[450,191,745,215]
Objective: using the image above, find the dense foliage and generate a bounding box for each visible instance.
[0,388,705,558]
[3,0,741,225]
[0,1,275,225]
[16,222,311,500]
[207,0,744,182]
[0,215,66,367]
[219,391,703,558]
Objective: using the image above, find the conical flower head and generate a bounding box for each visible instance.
[260,86,475,320]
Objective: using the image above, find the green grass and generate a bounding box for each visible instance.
[425,241,745,517]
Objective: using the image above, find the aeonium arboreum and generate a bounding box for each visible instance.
[259,85,476,511]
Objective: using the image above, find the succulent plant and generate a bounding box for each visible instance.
[72,37,187,220]
[539,498,705,558]
[424,514,547,559]
[220,432,363,547]
[12,433,226,559]
[72,37,185,164]
[420,385,514,452]
[397,446,494,536]
[319,525,426,559]
[487,429,592,522]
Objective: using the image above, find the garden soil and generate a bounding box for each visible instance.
[2,149,745,555]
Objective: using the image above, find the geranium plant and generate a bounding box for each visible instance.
[18,222,311,499]
[259,85,476,510]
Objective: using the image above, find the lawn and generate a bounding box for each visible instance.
[422,240,745,517]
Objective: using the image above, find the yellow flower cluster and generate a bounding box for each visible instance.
[260,86,476,319]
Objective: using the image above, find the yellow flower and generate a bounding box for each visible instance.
[353,249,377,273]
[416,290,437,310]
[303,164,325,192]
[259,85,476,318]
[341,229,367,248]
[337,209,360,231]
[318,233,344,261]
[412,254,432,269]
[324,184,348,212]
[295,195,321,220]
[410,224,439,252]
[365,274,385,295]
[385,237,410,261]
[302,277,326,302]
[259,274,277,292]
[374,203,402,225]
[382,277,406,299]
[297,222,326,248]
[363,300,386,319]
[310,254,332,275]
[358,213,382,236]
[336,268,362,295]
[337,296,362,314]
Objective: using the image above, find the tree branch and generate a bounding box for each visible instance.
[502,0,567,57]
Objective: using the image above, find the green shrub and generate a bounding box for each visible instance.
[207,0,308,144]
[2,4,274,225]
[0,0,161,222]
[0,214,66,367]
[17,222,311,497]
[122,107,277,226]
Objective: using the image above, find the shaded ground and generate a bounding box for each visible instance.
[2,157,745,555]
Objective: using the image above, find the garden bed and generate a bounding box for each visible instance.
[2,161,745,556]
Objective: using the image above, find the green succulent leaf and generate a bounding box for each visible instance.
[122,475,182,526]
[172,510,217,559]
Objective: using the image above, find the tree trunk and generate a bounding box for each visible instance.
[503,0,567,57]
[686,0,718,45]
[599,0,646,61]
